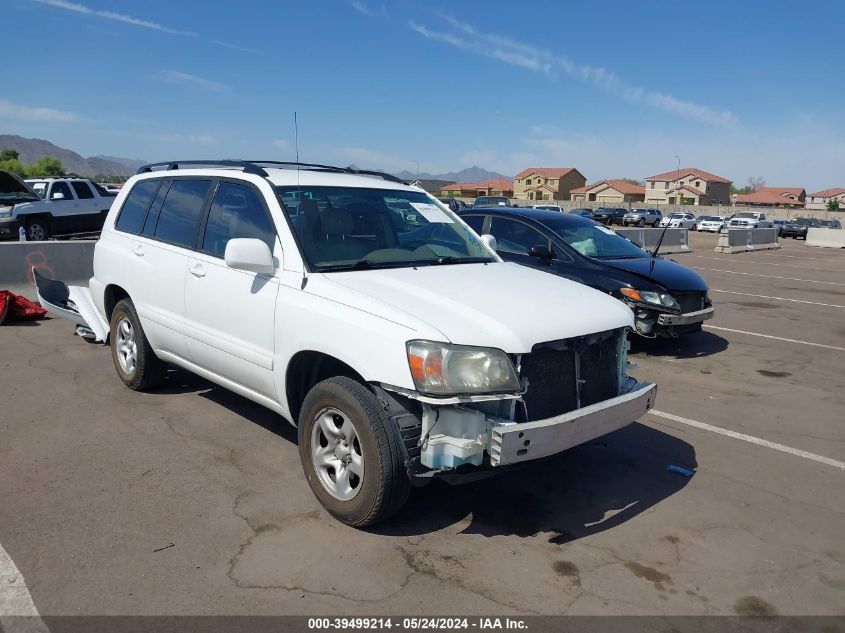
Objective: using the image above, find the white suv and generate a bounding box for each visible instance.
[36,160,655,526]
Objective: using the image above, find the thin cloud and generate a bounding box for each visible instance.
[351,1,373,16]
[154,70,230,92]
[31,0,197,36]
[211,39,262,55]
[411,14,737,128]
[0,99,79,123]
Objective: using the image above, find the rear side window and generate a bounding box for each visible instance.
[201,182,276,257]
[153,179,212,248]
[71,181,94,199]
[115,180,160,234]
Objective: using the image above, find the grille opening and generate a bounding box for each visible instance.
[517,328,624,421]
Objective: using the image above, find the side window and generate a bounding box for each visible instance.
[201,182,276,257]
[488,217,548,255]
[153,179,212,248]
[50,181,73,200]
[71,181,94,199]
[115,180,160,234]
[141,180,171,237]
[462,215,486,234]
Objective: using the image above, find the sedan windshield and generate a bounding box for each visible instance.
[540,219,649,259]
[277,186,494,271]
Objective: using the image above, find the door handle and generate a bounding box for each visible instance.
[188,263,206,278]
[133,244,144,257]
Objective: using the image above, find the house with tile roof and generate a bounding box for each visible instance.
[644,167,732,206]
[440,178,514,198]
[569,179,645,204]
[735,187,805,208]
[513,167,586,202]
[806,188,845,211]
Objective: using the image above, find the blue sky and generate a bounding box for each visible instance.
[2,0,843,190]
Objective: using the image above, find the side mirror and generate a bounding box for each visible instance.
[51,192,65,200]
[480,234,498,252]
[224,238,274,274]
[528,244,553,260]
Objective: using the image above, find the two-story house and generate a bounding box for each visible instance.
[440,178,514,198]
[806,188,845,211]
[644,167,732,206]
[513,167,586,202]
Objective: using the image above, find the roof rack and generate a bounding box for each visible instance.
[136,160,407,185]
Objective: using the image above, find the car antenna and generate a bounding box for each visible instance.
[651,223,669,259]
[294,111,308,289]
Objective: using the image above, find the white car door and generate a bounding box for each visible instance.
[184,180,280,400]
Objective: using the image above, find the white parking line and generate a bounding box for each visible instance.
[689,255,845,273]
[0,543,47,629]
[692,266,845,286]
[704,325,845,352]
[710,288,845,309]
[754,252,845,263]
[649,410,845,471]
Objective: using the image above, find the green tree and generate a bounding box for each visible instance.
[620,178,643,185]
[0,148,20,161]
[26,156,64,177]
[0,158,27,176]
[828,198,841,213]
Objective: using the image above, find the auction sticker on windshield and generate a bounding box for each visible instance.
[410,202,453,223]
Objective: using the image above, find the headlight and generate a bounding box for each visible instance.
[0,210,12,220]
[620,288,680,310]
[406,340,520,396]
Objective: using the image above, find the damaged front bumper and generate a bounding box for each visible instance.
[33,269,109,342]
[489,381,655,466]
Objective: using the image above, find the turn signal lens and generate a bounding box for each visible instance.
[620,287,642,301]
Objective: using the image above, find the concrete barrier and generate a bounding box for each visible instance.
[715,229,780,253]
[0,241,95,300]
[806,228,845,248]
[615,228,691,254]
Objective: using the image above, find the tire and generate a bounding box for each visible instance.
[298,376,410,527]
[25,217,50,241]
[110,298,167,390]
[638,219,645,227]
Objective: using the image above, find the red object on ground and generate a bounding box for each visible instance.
[0,291,47,324]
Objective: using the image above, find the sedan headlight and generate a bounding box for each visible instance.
[406,340,520,396]
[620,287,680,310]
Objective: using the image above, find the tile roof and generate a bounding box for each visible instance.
[808,188,845,198]
[515,167,578,180]
[527,184,557,193]
[570,179,644,195]
[667,184,706,196]
[756,187,805,198]
[734,191,804,206]
[441,178,514,192]
[646,167,731,184]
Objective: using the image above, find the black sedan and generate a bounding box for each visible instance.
[781,217,821,239]
[592,207,627,226]
[461,207,714,337]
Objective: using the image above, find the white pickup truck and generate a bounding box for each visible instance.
[11,177,117,240]
[726,211,773,229]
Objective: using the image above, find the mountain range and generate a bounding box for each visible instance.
[0,135,146,178]
[0,134,511,184]
[393,166,511,182]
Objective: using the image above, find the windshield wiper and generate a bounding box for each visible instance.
[431,256,491,265]
[319,259,388,272]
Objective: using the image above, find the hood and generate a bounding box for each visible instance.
[0,170,39,205]
[313,262,634,353]
[601,257,709,292]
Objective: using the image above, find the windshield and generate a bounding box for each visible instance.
[791,218,813,225]
[541,219,649,259]
[475,197,507,206]
[734,213,757,219]
[277,186,494,271]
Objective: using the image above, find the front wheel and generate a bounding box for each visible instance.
[638,219,645,227]
[110,298,167,390]
[298,377,410,527]
[26,218,50,241]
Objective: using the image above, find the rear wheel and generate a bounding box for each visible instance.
[110,298,167,390]
[25,217,50,241]
[298,377,410,527]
